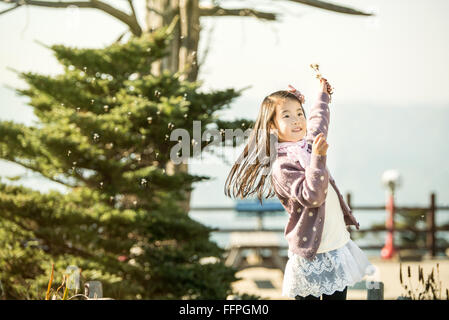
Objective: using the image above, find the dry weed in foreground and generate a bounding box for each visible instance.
[45,264,89,300]
[399,262,449,300]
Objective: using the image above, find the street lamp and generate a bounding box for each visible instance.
[380,169,402,260]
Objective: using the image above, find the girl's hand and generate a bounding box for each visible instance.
[312,132,328,156]
[287,84,305,104]
[320,78,333,96]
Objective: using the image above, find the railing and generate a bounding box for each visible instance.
[191,192,449,258]
[345,192,449,257]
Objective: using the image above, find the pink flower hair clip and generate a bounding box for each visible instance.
[287,84,305,104]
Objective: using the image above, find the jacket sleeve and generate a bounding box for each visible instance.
[305,91,331,144]
[272,153,329,209]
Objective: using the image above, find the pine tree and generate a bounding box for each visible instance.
[0,19,250,300]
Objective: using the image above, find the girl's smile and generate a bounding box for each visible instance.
[271,99,307,143]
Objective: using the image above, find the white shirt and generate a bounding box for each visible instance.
[316,183,351,253]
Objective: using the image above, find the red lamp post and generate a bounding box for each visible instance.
[380,170,401,260]
[381,192,396,259]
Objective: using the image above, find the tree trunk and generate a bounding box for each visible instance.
[146,0,201,213]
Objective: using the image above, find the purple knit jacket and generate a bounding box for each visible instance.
[270,91,360,261]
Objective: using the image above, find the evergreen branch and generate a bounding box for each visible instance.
[0,153,86,188]
[0,209,95,259]
[10,158,81,187]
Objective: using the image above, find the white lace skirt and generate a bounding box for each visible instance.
[282,239,375,298]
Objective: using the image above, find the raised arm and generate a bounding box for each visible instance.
[271,152,329,209]
[304,91,331,145]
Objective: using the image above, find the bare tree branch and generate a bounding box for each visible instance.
[114,30,128,43]
[198,0,372,20]
[287,0,373,16]
[0,0,143,35]
[199,5,277,21]
[0,0,95,9]
[127,0,138,25]
[0,0,373,34]
[0,3,20,15]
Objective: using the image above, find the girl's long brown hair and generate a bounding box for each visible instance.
[224,90,305,204]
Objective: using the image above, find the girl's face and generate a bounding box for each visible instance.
[271,99,306,143]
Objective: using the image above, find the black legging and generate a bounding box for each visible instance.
[294,286,347,300]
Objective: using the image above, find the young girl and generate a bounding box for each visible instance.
[224,78,374,300]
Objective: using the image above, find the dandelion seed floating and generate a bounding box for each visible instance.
[92,133,100,142]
